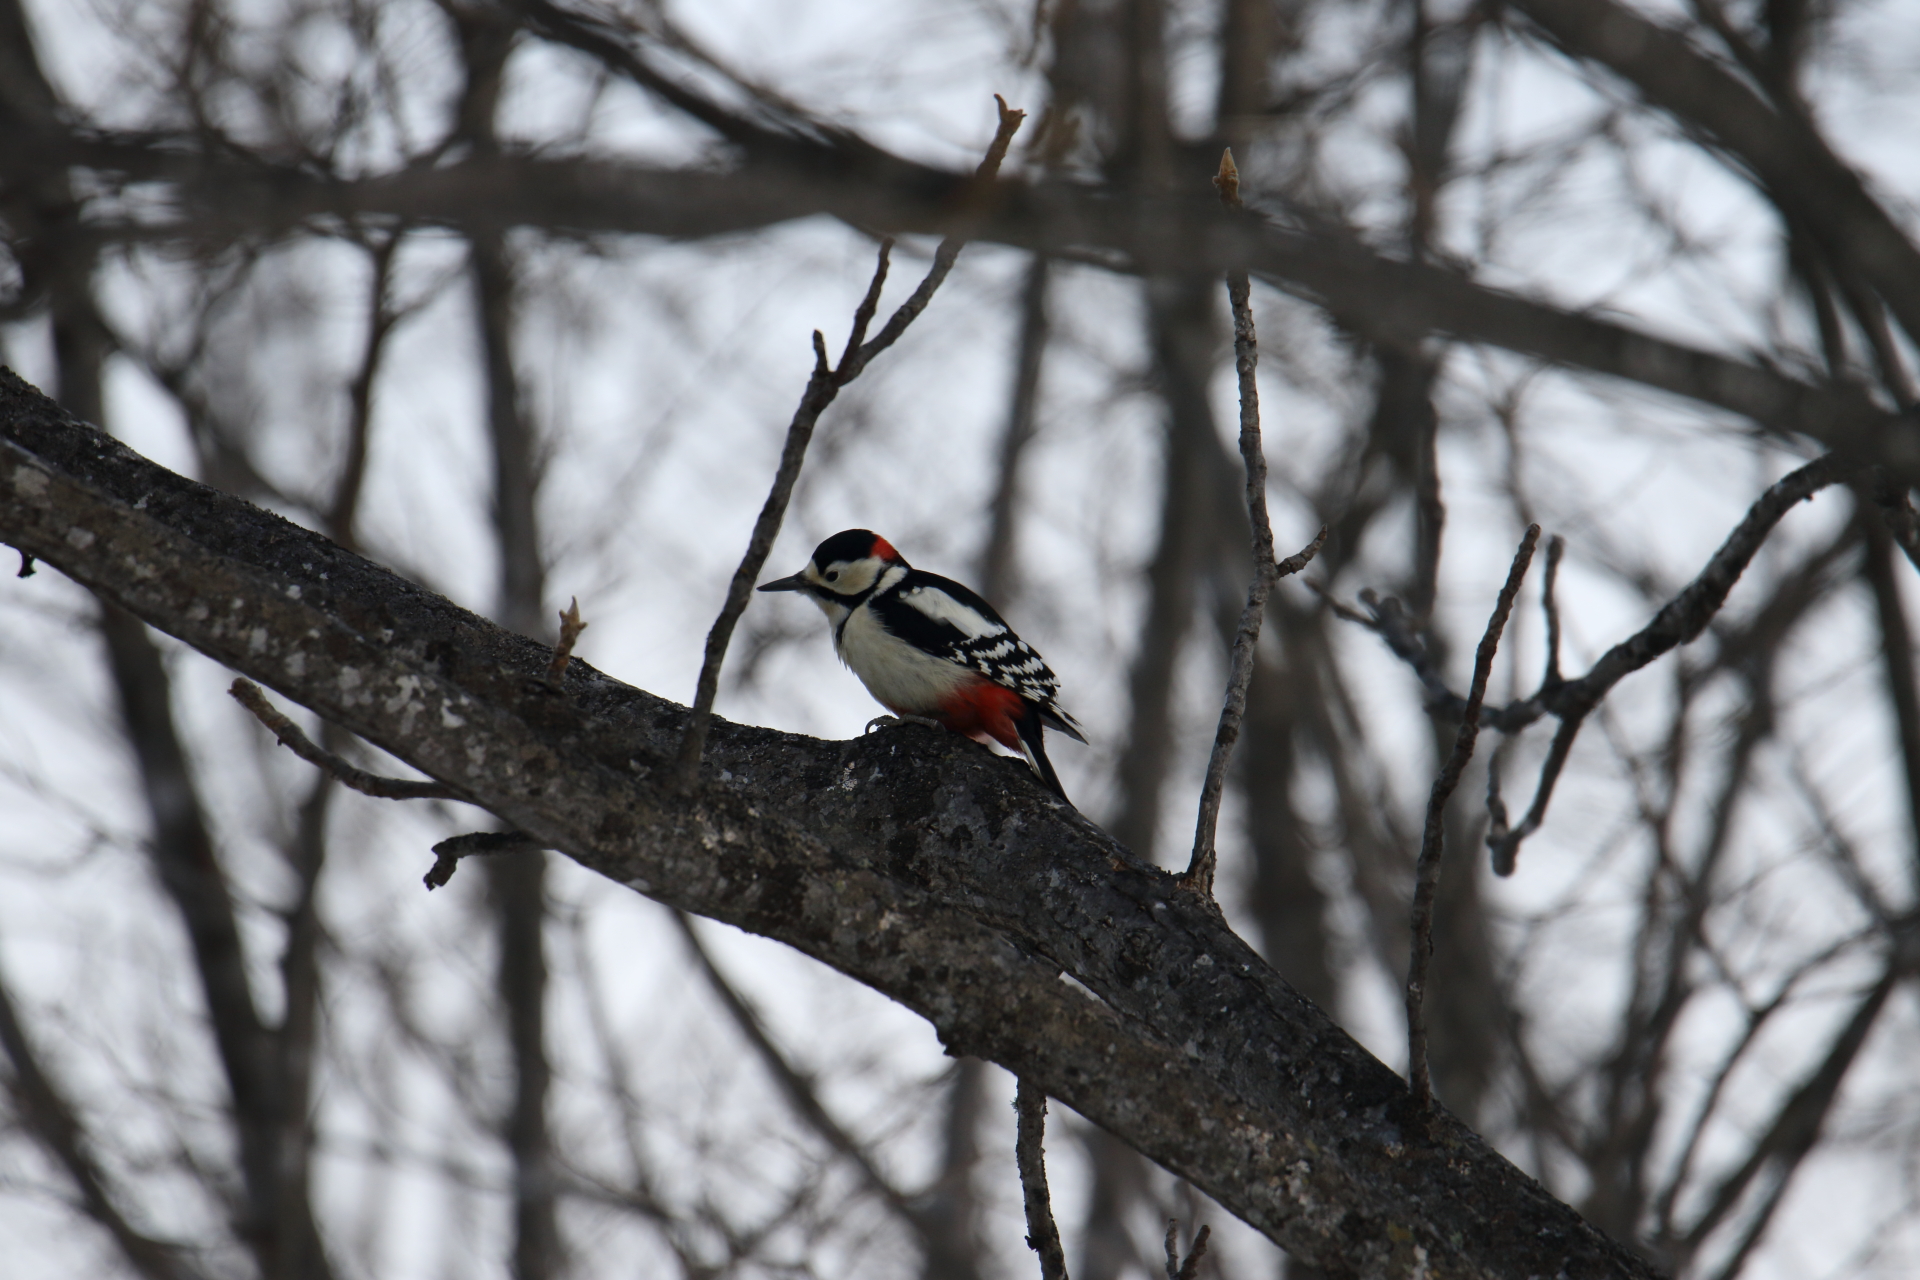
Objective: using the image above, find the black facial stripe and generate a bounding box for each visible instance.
[812,578,883,610]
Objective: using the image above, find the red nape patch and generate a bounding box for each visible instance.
[870,534,900,562]
[936,681,1026,752]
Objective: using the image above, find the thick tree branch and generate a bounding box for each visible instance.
[0,370,1661,1279]
[1509,0,1920,348]
[58,133,1920,474]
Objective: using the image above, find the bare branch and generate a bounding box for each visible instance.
[976,253,1050,602]
[670,246,883,789]
[328,227,405,550]
[1489,452,1853,872]
[1188,148,1297,895]
[58,122,1920,470]
[1682,961,1901,1258]
[231,678,458,801]
[1540,534,1565,690]
[1014,1079,1068,1280]
[1511,0,1920,349]
[1184,149,1329,894]
[1406,526,1539,1111]
[1332,454,1854,873]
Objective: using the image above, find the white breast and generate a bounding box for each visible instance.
[836,603,973,715]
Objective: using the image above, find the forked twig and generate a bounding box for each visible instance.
[673,96,1026,789]
[1163,1220,1211,1280]
[1329,454,1853,874]
[1184,147,1327,896]
[1406,524,1539,1111]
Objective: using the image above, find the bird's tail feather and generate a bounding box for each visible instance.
[1015,705,1071,802]
[1037,705,1087,743]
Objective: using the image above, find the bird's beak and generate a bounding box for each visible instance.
[757,572,808,593]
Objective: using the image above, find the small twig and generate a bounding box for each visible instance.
[1183,526,1325,896]
[546,596,588,685]
[424,830,545,890]
[328,227,406,550]
[1484,732,1512,851]
[1212,145,1241,205]
[15,550,33,577]
[671,253,884,790]
[231,678,457,800]
[1487,714,1581,876]
[1539,533,1565,689]
[1185,147,1328,896]
[1014,1079,1068,1280]
[1406,524,1539,1112]
[1163,1220,1211,1280]
[673,97,1025,790]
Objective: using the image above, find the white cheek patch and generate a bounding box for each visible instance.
[818,559,898,597]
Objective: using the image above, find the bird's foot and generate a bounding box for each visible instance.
[865,714,944,734]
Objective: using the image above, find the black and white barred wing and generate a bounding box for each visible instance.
[876,572,1086,741]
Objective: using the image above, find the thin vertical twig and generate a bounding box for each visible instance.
[328,227,405,551]
[1406,524,1539,1111]
[674,97,1026,789]
[1014,1079,1069,1280]
[1539,533,1565,689]
[1184,148,1326,896]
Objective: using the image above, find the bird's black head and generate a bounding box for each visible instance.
[811,529,902,572]
[757,529,908,602]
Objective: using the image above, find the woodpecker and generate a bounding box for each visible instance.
[758,529,1085,799]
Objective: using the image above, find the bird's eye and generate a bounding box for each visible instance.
[826,570,840,582]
